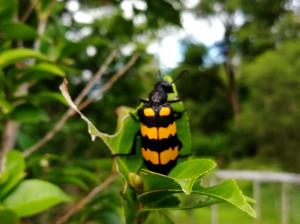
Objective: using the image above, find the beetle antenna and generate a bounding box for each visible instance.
[171,70,189,84]
[158,70,163,81]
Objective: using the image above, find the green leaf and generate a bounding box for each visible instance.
[27,62,65,77]
[139,191,181,209]
[46,175,89,191]
[10,104,49,123]
[89,106,140,155]
[3,179,70,217]
[193,179,256,217]
[169,159,216,194]
[139,191,221,212]
[0,0,17,21]
[60,79,142,174]
[21,91,67,106]
[140,178,255,217]
[0,48,48,68]
[0,150,25,198]
[144,212,175,224]
[0,208,18,224]
[0,96,14,114]
[142,159,216,195]
[0,22,38,40]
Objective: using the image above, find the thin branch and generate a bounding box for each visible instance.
[74,49,118,105]
[79,53,139,110]
[21,0,38,22]
[52,172,117,224]
[23,50,117,157]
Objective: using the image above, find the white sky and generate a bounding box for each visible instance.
[148,12,225,69]
[66,0,226,69]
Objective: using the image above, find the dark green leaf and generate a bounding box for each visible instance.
[3,179,70,217]
[0,22,38,40]
[144,212,175,224]
[0,208,18,224]
[20,91,67,106]
[0,0,17,21]
[10,104,49,123]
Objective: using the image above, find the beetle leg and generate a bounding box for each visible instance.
[130,112,139,122]
[168,98,181,103]
[173,110,186,120]
[140,98,149,103]
[178,152,192,158]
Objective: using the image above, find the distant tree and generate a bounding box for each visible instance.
[236,40,300,171]
[193,0,290,116]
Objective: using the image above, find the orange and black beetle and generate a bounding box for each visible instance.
[136,72,188,174]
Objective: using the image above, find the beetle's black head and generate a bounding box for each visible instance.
[155,81,174,93]
[148,81,173,105]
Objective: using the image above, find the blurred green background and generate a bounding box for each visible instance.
[1,0,300,223]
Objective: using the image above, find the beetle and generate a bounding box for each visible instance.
[134,71,188,174]
[113,71,188,174]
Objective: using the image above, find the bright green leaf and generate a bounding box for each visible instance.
[3,179,70,217]
[0,150,25,198]
[27,62,65,77]
[140,174,255,217]
[164,76,191,156]
[0,48,48,68]
[0,96,14,114]
[193,179,256,217]
[142,159,216,195]
[90,107,140,155]
[10,104,49,123]
[169,159,216,194]
[0,22,38,40]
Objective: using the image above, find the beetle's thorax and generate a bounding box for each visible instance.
[148,85,167,105]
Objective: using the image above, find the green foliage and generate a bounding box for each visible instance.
[0,48,48,68]
[0,151,70,222]
[0,151,25,198]
[236,40,300,171]
[0,208,18,224]
[0,22,38,40]
[3,179,70,217]
[140,163,255,217]
[10,104,49,123]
